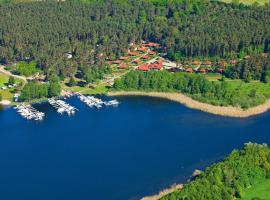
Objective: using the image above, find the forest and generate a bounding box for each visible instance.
[0,0,270,81]
[161,143,270,200]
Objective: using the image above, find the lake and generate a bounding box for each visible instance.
[0,96,270,200]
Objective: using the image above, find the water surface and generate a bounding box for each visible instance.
[0,96,270,200]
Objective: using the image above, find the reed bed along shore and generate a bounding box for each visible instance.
[108,91,270,118]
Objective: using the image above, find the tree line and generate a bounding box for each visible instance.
[113,70,270,109]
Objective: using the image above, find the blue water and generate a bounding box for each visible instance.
[0,96,270,200]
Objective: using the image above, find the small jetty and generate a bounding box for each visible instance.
[48,98,77,115]
[77,94,119,108]
[15,104,45,121]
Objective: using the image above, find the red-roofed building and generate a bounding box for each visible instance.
[133,59,141,64]
[185,68,193,73]
[137,47,147,52]
[153,59,163,66]
[137,64,149,71]
[129,52,138,56]
[149,51,157,55]
[149,64,163,71]
[192,60,200,66]
[112,60,121,64]
[118,64,128,70]
[198,68,207,74]
[120,56,130,61]
[143,42,160,47]
[142,55,150,60]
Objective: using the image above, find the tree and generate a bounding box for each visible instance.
[67,77,77,87]
[8,77,15,85]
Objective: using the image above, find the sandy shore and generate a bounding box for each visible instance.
[141,184,183,200]
[0,100,11,106]
[108,91,270,118]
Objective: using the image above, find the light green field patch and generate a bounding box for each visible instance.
[221,0,270,5]
[241,179,270,200]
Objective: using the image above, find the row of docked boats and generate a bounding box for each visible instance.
[15,104,45,121]
[14,95,119,121]
[77,94,119,108]
[48,98,77,115]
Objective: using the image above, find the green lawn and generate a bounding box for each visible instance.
[241,179,270,200]
[221,0,270,5]
[0,74,9,87]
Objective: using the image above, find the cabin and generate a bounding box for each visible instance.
[198,68,207,74]
[185,68,193,73]
[149,51,157,56]
[149,64,163,71]
[201,61,212,66]
[142,55,150,60]
[191,60,200,66]
[143,42,160,47]
[118,64,128,70]
[129,52,138,56]
[120,56,130,61]
[133,59,141,65]
[137,47,147,53]
[215,68,224,74]
[112,60,121,64]
[137,64,149,71]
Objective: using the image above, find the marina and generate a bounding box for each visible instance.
[15,103,44,121]
[48,98,77,115]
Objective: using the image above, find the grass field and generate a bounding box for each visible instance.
[241,179,270,200]
[221,0,270,5]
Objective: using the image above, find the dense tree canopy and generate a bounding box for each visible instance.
[0,0,270,79]
[161,143,270,200]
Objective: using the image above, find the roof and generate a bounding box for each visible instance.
[153,59,163,65]
[120,56,130,60]
[149,64,162,70]
[118,64,128,69]
[149,51,157,55]
[143,42,160,47]
[137,64,149,71]
[185,68,193,73]
[133,59,141,64]
[129,52,138,56]
[142,55,150,59]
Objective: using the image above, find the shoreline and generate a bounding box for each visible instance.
[141,184,183,200]
[108,91,270,118]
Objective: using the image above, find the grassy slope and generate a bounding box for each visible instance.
[241,179,270,200]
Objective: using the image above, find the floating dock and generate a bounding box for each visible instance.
[77,94,119,108]
[48,98,77,115]
[15,104,45,121]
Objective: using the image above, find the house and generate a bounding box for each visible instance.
[142,55,150,60]
[215,68,224,74]
[168,67,181,73]
[137,64,149,71]
[120,56,130,61]
[149,51,157,56]
[149,64,163,71]
[198,68,207,74]
[137,47,147,52]
[118,64,128,70]
[153,59,163,66]
[129,52,138,56]
[112,60,122,64]
[202,61,212,66]
[191,60,200,66]
[133,59,141,64]
[185,68,193,73]
[261,53,268,58]
[143,42,160,47]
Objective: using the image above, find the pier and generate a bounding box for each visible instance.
[15,104,45,121]
[77,94,119,108]
[48,98,77,115]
